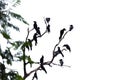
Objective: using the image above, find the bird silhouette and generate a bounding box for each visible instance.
[69,25,73,31]
[63,44,71,52]
[58,47,64,57]
[46,18,50,23]
[40,55,47,73]
[36,27,41,36]
[33,33,37,46]
[40,55,44,64]
[59,59,64,66]
[59,28,66,40]
[46,24,50,33]
[28,39,32,50]
[33,21,38,31]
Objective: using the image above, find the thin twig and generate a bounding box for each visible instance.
[52,63,71,68]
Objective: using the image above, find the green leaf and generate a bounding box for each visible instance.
[9,11,29,25]
[4,48,13,65]
[1,30,11,39]
[7,71,24,80]
[11,41,23,50]
[7,22,20,31]
[27,56,34,67]
[12,0,21,7]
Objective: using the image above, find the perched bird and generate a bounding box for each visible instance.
[40,55,44,64]
[33,33,38,46]
[46,18,50,23]
[59,59,64,66]
[36,27,41,36]
[40,55,47,73]
[63,44,71,52]
[69,25,73,31]
[33,21,38,31]
[46,24,50,33]
[58,47,64,57]
[59,28,66,40]
[28,39,32,50]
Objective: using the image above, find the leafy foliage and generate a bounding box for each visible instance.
[0,0,28,80]
[0,30,11,39]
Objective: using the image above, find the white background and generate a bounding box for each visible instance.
[4,0,120,80]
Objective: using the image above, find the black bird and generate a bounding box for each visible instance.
[36,27,41,36]
[69,25,73,31]
[28,39,32,50]
[40,55,47,73]
[58,47,64,57]
[46,24,50,33]
[59,28,66,40]
[59,59,64,66]
[46,18,50,23]
[63,44,71,52]
[40,55,44,64]
[33,21,38,31]
[33,33,37,46]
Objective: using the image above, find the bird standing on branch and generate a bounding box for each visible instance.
[33,21,41,36]
[33,21,38,31]
[33,33,38,46]
[46,24,50,33]
[40,55,47,73]
[69,25,74,31]
[59,59,64,66]
[59,28,66,40]
[36,27,41,36]
[58,47,64,57]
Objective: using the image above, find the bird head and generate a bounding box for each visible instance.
[33,21,36,23]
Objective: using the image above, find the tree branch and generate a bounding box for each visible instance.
[51,30,69,62]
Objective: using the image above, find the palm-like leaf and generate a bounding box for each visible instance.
[9,11,29,25]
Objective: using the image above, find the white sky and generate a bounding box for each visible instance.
[3,0,120,80]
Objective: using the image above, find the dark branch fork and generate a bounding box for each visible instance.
[23,21,71,79]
